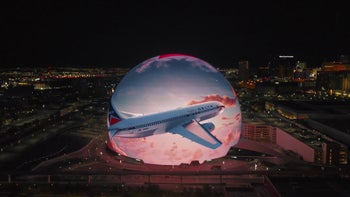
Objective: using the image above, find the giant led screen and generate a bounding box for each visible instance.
[107,54,241,165]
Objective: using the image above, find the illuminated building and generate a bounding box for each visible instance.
[234,114,347,165]
[265,101,309,120]
[277,124,347,165]
[317,71,350,93]
[241,120,322,163]
[293,61,311,82]
[34,83,51,90]
[262,100,349,165]
[242,121,332,164]
[238,80,256,89]
[242,124,276,144]
[108,54,241,165]
[322,62,350,72]
[276,127,322,163]
[323,142,348,165]
[317,62,350,94]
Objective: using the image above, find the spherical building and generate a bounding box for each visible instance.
[107,54,241,165]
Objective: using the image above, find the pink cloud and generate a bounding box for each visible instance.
[223,122,235,127]
[222,129,234,146]
[159,55,217,73]
[192,149,204,161]
[187,94,236,108]
[135,54,218,74]
[135,58,156,73]
[181,149,192,158]
[164,143,182,162]
[221,113,241,126]
[234,113,241,121]
[190,57,218,73]
[221,116,231,120]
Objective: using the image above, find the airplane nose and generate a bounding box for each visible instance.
[219,105,225,111]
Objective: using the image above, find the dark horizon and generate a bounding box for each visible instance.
[1,1,349,68]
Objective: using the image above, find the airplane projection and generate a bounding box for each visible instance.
[108,101,225,149]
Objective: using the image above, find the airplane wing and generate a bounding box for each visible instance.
[169,120,222,149]
[118,110,143,118]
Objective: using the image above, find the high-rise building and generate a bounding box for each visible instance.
[269,55,296,80]
[238,60,250,81]
[257,65,270,81]
[316,62,350,92]
[293,61,308,81]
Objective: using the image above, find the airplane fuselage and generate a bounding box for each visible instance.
[108,101,224,138]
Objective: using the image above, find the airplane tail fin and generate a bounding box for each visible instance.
[107,101,123,127]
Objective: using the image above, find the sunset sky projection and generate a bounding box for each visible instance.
[108,54,241,165]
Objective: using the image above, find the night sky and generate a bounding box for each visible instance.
[1,0,349,68]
